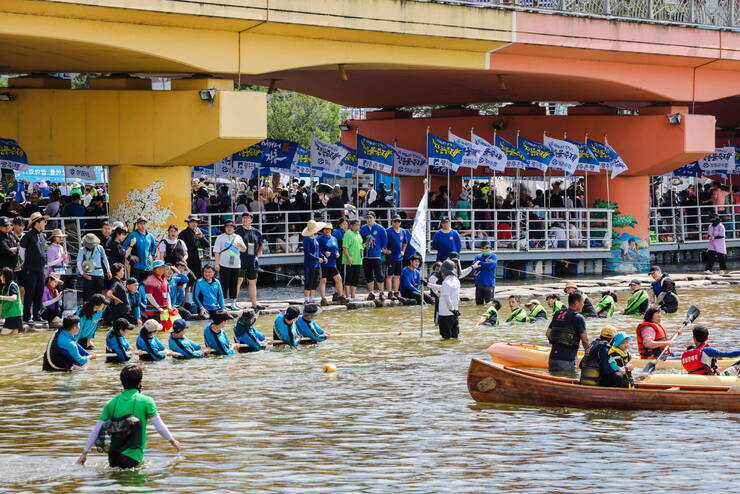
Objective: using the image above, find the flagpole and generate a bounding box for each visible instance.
[469,127,475,198]
[492,129,498,214]
[584,132,590,210]
[392,138,398,210]
[604,133,611,207]
[420,176,429,338]
[447,126,452,220]
[542,131,548,208]
[355,129,360,214]
[516,129,521,210]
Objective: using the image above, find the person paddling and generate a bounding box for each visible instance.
[636,306,681,359]
[77,364,181,469]
[42,315,97,372]
[681,326,740,376]
[546,290,589,375]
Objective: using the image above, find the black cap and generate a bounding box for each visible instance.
[212,309,233,324]
[0,216,9,227]
[125,277,139,286]
[440,216,450,222]
[648,265,661,274]
[448,252,460,260]
[409,254,422,262]
[303,303,323,316]
[629,279,641,285]
[113,318,135,332]
[242,212,253,219]
[365,211,376,218]
[392,215,402,222]
[223,220,235,228]
[285,306,301,321]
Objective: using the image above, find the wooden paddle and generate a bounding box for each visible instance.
[642,305,700,374]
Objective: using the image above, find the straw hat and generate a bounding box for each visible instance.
[301,219,328,237]
[28,212,49,226]
[322,222,333,231]
[49,228,66,238]
[46,272,64,284]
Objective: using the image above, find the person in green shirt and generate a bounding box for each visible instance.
[506,295,528,323]
[77,364,181,469]
[595,290,618,318]
[621,279,649,315]
[341,219,363,301]
[545,293,565,316]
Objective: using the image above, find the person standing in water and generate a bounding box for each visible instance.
[77,364,181,468]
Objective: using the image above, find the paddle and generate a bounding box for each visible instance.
[642,305,701,374]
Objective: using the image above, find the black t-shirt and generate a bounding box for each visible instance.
[105,279,130,320]
[20,229,46,272]
[548,310,587,362]
[235,226,263,268]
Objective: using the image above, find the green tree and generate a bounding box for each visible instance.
[266,90,347,148]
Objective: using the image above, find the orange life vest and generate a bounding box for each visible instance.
[636,321,670,358]
[681,342,715,375]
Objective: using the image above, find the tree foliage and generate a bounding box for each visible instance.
[265,90,347,148]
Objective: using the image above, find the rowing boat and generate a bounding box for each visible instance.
[643,374,740,387]
[467,358,740,412]
[487,342,738,371]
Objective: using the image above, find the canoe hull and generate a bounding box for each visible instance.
[468,358,740,412]
[643,374,740,387]
[487,342,736,371]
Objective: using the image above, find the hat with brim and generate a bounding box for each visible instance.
[564,281,577,293]
[648,265,661,274]
[525,299,539,306]
[172,318,190,332]
[113,318,135,332]
[49,228,66,238]
[301,220,328,237]
[46,272,64,284]
[303,303,323,316]
[223,220,235,229]
[28,212,49,226]
[628,279,641,286]
[152,260,165,269]
[322,223,333,231]
[135,216,148,224]
[143,319,162,333]
[184,215,200,223]
[82,233,101,250]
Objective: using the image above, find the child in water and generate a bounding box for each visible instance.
[105,318,135,363]
[602,332,633,388]
[476,299,501,327]
[136,319,170,361]
[0,267,22,335]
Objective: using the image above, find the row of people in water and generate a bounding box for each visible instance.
[472,281,646,327]
[42,305,330,371]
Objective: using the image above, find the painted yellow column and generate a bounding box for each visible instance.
[108,164,192,238]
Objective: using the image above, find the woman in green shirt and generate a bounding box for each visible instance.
[77,365,181,468]
[341,219,363,300]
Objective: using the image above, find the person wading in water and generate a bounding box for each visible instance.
[77,364,181,468]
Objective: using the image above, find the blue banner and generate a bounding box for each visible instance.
[291,146,312,177]
[586,138,617,168]
[494,136,527,170]
[1,169,17,195]
[16,166,104,183]
[260,139,297,170]
[566,139,600,172]
[357,134,394,175]
[339,144,359,178]
[667,162,702,177]
[231,144,264,168]
[518,136,553,171]
[428,133,465,175]
[0,138,28,171]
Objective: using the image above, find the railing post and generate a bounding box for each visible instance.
[604,0,610,16]
[648,0,654,19]
[689,0,695,24]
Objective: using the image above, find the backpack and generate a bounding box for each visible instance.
[95,396,142,454]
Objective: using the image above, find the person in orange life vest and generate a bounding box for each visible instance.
[681,326,740,375]
[635,306,682,359]
[143,260,172,320]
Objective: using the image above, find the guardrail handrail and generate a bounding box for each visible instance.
[649,203,740,244]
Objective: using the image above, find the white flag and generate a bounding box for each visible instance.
[544,136,579,175]
[310,137,348,177]
[67,166,96,181]
[448,132,484,169]
[606,142,629,179]
[697,147,734,175]
[472,133,506,172]
[409,191,428,262]
[393,147,427,176]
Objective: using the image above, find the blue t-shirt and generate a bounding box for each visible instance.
[431,229,462,261]
[385,227,406,261]
[317,235,340,268]
[400,267,421,293]
[168,335,203,359]
[360,223,387,258]
[472,253,498,287]
[136,334,166,361]
[123,231,157,271]
[203,325,234,355]
[303,236,322,269]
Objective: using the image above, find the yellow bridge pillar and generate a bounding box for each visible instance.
[0,77,266,232]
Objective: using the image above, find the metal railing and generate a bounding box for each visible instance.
[419,0,739,28]
[649,203,740,244]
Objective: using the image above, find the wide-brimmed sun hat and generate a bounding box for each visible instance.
[301,220,328,237]
[28,212,49,226]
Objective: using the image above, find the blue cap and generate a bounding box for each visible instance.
[152,260,165,269]
[172,318,191,332]
[612,332,631,347]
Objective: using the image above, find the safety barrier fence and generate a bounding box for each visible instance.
[649,204,740,244]
[30,208,611,271]
[417,0,738,28]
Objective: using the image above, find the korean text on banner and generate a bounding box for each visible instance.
[260,139,297,170]
[289,146,312,177]
[472,133,506,172]
[518,136,553,171]
[409,192,428,262]
[427,133,465,174]
[696,147,735,175]
[0,138,29,172]
[494,135,527,170]
[67,166,96,181]
[339,144,359,178]
[605,142,629,178]
[311,137,348,177]
[448,132,483,169]
[544,136,579,175]
[394,147,427,176]
[357,135,395,175]
[214,157,233,178]
[567,140,600,172]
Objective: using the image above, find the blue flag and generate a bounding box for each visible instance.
[518,136,553,171]
[666,162,702,177]
[566,140,600,172]
[357,135,395,175]
[587,138,629,178]
[0,138,29,171]
[428,133,465,175]
[289,146,312,177]
[260,139,297,170]
[339,144,359,178]
[494,136,527,170]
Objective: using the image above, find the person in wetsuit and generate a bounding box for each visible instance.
[273,306,301,347]
[43,315,97,372]
[296,303,329,343]
[234,309,270,352]
[168,318,205,359]
[203,309,236,356]
[105,318,135,364]
[136,319,170,361]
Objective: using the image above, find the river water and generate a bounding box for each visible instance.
[0,286,739,493]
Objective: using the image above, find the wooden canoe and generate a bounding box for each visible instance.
[487,342,737,371]
[467,358,740,412]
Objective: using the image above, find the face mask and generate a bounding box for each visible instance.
[481,249,491,256]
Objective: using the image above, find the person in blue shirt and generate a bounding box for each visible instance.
[42,315,96,371]
[273,306,301,347]
[296,303,329,343]
[471,241,498,305]
[122,216,157,281]
[203,309,236,356]
[74,293,108,350]
[301,220,327,305]
[193,264,225,319]
[402,228,416,266]
[168,318,205,359]
[400,254,432,305]
[431,217,462,262]
[360,212,388,301]
[384,215,407,301]
[317,223,345,306]
[61,193,87,229]
[168,268,191,320]
[105,318,135,363]
[234,309,270,353]
[136,319,170,361]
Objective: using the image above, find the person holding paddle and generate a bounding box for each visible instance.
[635,307,680,359]
[681,326,740,376]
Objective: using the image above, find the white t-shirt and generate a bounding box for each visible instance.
[213,233,246,269]
[156,237,187,260]
[438,276,460,316]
